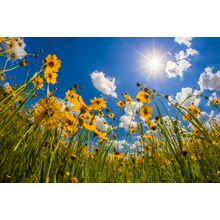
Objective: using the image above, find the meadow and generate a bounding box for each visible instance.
[0,37,219,183]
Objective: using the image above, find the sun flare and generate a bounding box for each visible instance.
[147,55,164,73]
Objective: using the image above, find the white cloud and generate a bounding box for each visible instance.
[3,37,27,60]
[111,140,127,150]
[90,71,117,98]
[119,115,137,131]
[165,48,198,78]
[198,111,220,129]
[174,37,193,47]
[198,67,220,91]
[124,101,143,116]
[173,87,201,107]
[165,59,191,78]
[95,116,109,132]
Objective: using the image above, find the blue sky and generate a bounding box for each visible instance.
[1,37,220,125]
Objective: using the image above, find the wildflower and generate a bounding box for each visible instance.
[33,76,43,89]
[44,71,58,84]
[69,177,78,183]
[18,96,25,104]
[65,89,79,104]
[117,100,125,107]
[63,113,78,133]
[98,111,104,117]
[0,37,3,43]
[90,97,106,110]
[212,97,220,106]
[4,82,13,94]
[143,134,154,140]
[129,127,137,134]
[70,153,77,161]
[109,113,115,118]
[140,105,153,120]
[20,59,28,67]
[182,105,200,121]
[33,96,64,128]
[124,94,133,103]
[136,91,151,103]
[44,54,61,73]
[72,96,90,114]
[109,152,124,159]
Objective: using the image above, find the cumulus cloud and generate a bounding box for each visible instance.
[95,116,110,132]
[174,37,193,47]
[198,67,220,91]
[111,140,127,150]
[90,71,117,98]
[124,101,143,116]
[165,48,199,78]
[119,115,137,131]
[171,87,201,107]
[198,111,220,129]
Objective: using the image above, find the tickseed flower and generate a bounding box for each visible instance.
[4,82,13,94]
[63,113,78,133]
[143,134,154,141]
[98,111,104,117]
[182,105,200,121]
[33,76,43,89]
[136,91,151,103]
[72,96,90,113]
[117,100,125,107]
[44,54,61,74]
[124,94,133,103]
[90,97,106,110]
[109,152,124,159]
[212,98,220,106]
[140,105,153,120]
[44,71,58,84]
[146,120,156,130]
[33,96,64,128]
[69,177,79,183]
[129,127,137,134]
[109,113,115,118]
[65,89,79,104]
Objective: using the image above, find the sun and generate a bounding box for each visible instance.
[147,55,164,73]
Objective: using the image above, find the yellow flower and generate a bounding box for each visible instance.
[124,94,133,103]
[117,100,125,107]
[182,105,200,121]
[212,98,220,106]
[109,113,115,118]
[98,111,104,117]
[44,54,61,73]
[136,91,151,103]
[44,72,57,84]
[146,120,156,130]
[65,89,79,104]
[33,76,43,89]
[109,152,124,159]
[0,37,3,43]
[90,97,106,110]
[129,127,137,134]
[140,105,153,120]
[63,113,78,133]
[72,96,90,113]
[143,134,154,140]
[33,96,64,128]
[4,83,13,94]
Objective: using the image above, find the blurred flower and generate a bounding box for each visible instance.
[33,76,43,89]
[140,105,153,120]
[90,97,106,110]
[136,91,151,103]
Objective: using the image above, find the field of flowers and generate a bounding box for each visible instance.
[0,37,219,183]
